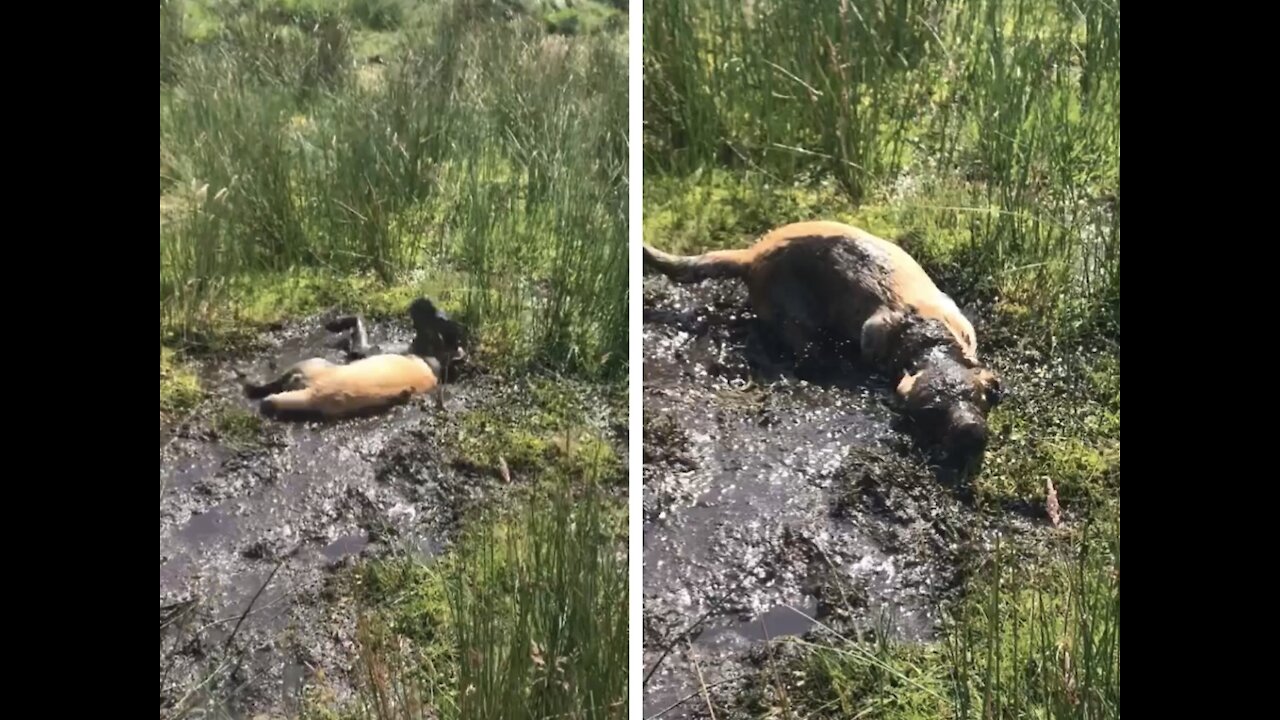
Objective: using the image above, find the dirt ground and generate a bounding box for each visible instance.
[159,316,621,718]
[641,274,1028,718]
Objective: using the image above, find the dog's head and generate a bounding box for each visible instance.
[887,312,1002,462]
[409,297,468,363]
[896,352,1003,461]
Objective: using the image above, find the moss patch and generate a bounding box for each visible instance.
[447,377,625,486]
[159,346,203,418]
[643,170,902,256]
[977,344,1120,514]
[161,267,464,354]
[210,405,267,449]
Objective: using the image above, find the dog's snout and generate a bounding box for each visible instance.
[950,418,988,455]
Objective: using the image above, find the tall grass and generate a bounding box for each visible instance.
[644,0,1120,341]
[346,481,628,720]
[944,523,1120,719]
[766,520,1119,719]
[160,0,628,378]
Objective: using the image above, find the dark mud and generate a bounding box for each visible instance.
[159,317,620,718]
[641,275,1006,719]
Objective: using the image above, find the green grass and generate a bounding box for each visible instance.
[160,0,628,379]
[644,0,1119,717]
[210,405,268,448]
[316,475,627,719]
[315,380,628,719]
[160,346,203,418]
[737,517,1119,719]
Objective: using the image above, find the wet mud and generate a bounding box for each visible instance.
[642,275,999,718]
[159,317,618,718]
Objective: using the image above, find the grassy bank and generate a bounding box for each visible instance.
[343,486,628,720]
[643,0,1119,716]
[304,376,629,719]
[160,1,629,717]
[160,0,628,379]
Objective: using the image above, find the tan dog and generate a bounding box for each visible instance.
[644,220,1002,459]
[243,296,464,420]
[245,353,443,419]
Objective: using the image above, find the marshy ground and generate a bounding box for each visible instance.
[160,316,626,716]
[640,274,1062,718]
[641,0,1119,713]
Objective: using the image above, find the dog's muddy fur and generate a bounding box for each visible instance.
[159,315,622,718]
[240,298,467,421]
[641,273,1030,718]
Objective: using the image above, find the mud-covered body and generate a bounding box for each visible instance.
[645,221,977,367]
[644,220,1001,461]
[246,353,441,418]
[245,296,464,420]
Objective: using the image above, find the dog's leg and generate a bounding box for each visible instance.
[243,359,321,400]
[338,316,378,360]
[326,314,390,360]
[859,307,909,370]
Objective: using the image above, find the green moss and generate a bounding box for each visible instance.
[159,346,203,417]
[981,429,1119,510]
[355,556,454,651]
[211,406,266,448]
[448,379,623,485]
[234,271,452,326]
[161,268,463,353]
[975,343,1121,514]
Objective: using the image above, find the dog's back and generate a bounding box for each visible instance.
[645,221,978,361]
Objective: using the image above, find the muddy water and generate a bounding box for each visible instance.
[159,319,496,717]
[642,276,973,718]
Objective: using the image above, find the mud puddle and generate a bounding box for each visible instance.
[642,275,984,718]
[160,317,551,717]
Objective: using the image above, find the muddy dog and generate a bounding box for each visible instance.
[243,297,468,420]
[643,220,1003,461]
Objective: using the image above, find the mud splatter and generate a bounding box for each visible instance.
[641,275,991,718]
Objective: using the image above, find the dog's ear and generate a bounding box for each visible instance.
[896,370,920,400]
[978,368,1004,407]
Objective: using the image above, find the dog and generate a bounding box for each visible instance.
[243,297,467,420]
[644,220,1002,460]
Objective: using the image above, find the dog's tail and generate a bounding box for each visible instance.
[642,244,754,284]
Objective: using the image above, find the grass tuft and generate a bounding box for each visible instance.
[335,479,628,720]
